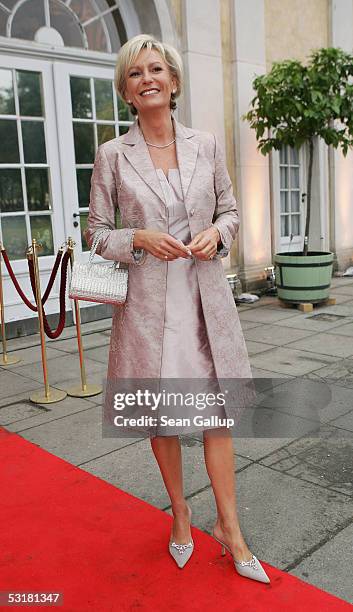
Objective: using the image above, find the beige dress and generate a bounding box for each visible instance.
[153,168,228,436]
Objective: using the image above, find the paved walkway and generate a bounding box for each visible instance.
[1,275,353,604]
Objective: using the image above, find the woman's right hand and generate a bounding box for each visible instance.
[133,229,192,261]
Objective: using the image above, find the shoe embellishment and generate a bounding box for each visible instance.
[235,554,259,570]
[171,542,193,555]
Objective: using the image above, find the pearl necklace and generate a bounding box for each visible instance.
[145,138,176,148]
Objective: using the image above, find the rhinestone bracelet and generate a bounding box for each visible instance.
[129,228,136,253]
[130,228,144,262]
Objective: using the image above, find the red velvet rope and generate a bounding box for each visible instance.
[1,247,70,340]
[1,248,63,311]
[1,249,37,311]
[43,250,62,304]
[28,252,70,339]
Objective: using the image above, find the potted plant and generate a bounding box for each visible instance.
[242,47,353,304]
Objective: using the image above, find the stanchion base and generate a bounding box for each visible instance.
[30,387,67,404]
[0,355,21,366]
[66,383,102,398]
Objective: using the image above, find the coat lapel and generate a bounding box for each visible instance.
[174,119,200,206]
[121,116,199,209]
[121,120,165,205]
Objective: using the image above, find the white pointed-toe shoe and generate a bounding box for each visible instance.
[212,534,270,584]
[169,505,194,569]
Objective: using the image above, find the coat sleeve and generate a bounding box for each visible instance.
[83,144,146,265]
[211,133,240,258]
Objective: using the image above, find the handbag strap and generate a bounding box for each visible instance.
[89,228,111,262]
[88,228,120,269]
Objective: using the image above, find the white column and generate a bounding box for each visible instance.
[230,0,272,288]
[180,0,226,145]
[329,0,353,270]
[180,0,234,268]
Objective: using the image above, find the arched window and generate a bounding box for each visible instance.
[0,0,127,52]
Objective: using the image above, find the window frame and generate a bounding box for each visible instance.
[271,143,307,254]
[0,53,66,273]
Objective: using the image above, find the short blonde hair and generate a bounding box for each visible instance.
[115,34,183,115]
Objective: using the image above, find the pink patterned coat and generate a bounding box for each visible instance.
[84,116,254,424]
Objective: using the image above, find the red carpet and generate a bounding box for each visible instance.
[0,426,351,612]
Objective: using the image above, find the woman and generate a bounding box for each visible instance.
[85,34,270,584]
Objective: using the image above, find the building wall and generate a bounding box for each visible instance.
[264,0,332,266]
[169,0,238,270]
[227,0,272,288]
[174,1,333,280]
[1,0,353,337]
[329,0,353,271]
[219,0,237,192]
[218,0,239,269]
[264,0,329,66]
[169,0,182,39]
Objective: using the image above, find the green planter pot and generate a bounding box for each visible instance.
[274,251,334,304]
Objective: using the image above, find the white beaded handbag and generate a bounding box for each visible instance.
[68,228,128,305]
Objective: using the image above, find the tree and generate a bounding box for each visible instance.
[242,47,353,255]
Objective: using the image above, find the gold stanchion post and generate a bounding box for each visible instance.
[0,244,21,366]
[66,236,102,397]
[29,239,67,404]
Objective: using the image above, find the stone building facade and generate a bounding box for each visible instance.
[0,0,352,334]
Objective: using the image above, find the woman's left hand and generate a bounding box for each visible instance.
[186,226,221,260]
